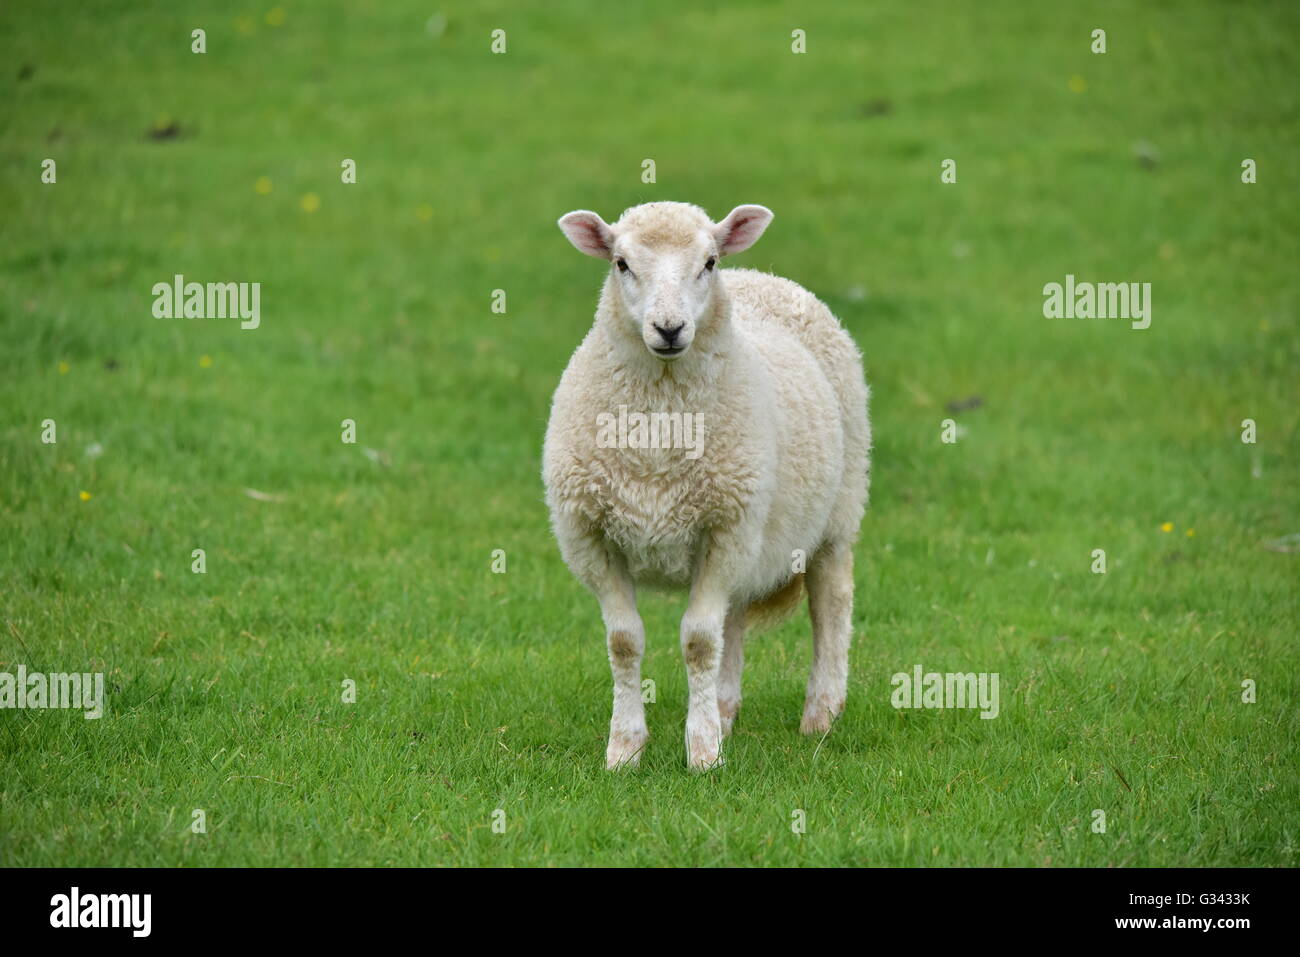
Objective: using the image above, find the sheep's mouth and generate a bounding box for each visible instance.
[652,345,685,358]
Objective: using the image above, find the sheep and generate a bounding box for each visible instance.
[543,201,871,770]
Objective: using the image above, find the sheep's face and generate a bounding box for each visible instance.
[559,203,773,362]
[609,237,716,359]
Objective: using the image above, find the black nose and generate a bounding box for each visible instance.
[653,323,683,344]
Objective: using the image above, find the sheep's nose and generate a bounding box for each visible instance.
[653,322,684,344]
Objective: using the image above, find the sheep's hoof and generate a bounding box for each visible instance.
[686,731,724,771]
[687,751,724,772]
[605,731,648,770]
[799,697,844,735]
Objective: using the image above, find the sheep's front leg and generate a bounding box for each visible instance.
[597,562,649,770]
[680,540,744,770]
[680,597,725,769]
[552,511,648,769]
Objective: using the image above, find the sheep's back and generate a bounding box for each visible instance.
[722,268,866,402]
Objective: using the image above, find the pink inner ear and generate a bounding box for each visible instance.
[578,222,608,253]
[718,207,771,255]
[561,214,612,258]
[727,216,759,245]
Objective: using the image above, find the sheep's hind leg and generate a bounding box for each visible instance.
[717,605,746,738]
[801,543,854,734]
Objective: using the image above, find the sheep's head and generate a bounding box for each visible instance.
[558,202,773,361]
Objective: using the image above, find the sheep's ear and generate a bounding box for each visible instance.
[558,210,615,259]
[714,205,773,256]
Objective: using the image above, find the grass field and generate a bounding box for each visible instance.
[1,0,1297,867]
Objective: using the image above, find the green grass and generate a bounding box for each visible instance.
[1,0,1297,866]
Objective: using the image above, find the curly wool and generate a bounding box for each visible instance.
[544,261,869,603]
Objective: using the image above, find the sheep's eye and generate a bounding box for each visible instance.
[704,257,716,272]
[616,258,629,273]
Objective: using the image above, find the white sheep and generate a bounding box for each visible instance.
[543,201,871,770]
